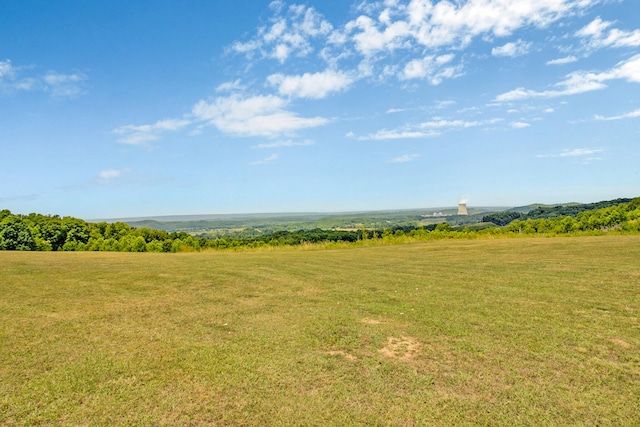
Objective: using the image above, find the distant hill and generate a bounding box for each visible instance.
[88,199,635,236]
[102,207,507,236]
[506,202,583,215]
[483,198,633,226]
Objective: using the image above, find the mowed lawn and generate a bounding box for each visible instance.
[1,237,639,426]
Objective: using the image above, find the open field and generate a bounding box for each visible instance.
[1,236,639,425]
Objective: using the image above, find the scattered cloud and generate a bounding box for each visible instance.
[594,108,640,121]
[0,59,87,97]
[230,0,598,86]
[230,3,333,63]
[251,154,279,165]
[357,129,439,141]
[389,153,421,163]
[267,69,354,99]
[216,79,246,92]
[42,71,87,97]
[492,40,532,57]
[496,54,640,101]
[419,118,502,129]
[537,147,606,158]
[340,0,595,54]
[252,139,314,148]
[435,100,456,109]
[341,14,412,57]
[111,0,633,148]
[547,55,578,65]
[400,54,462,84]
[191,94,328,137]
[576,17,640,51]
[113,119,191,145]
[98,168,130,183]
[0,60,16,80]
[356,116,503,141]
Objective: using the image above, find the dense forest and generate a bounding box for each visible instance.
[482,198,632,226]
[1,197,639,252]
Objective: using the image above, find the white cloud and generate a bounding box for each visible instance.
[216,79,245,93]
[252,139,314,148]
[0,60,15,79]
[576,17,640,50]
[389,153,421,163]
[112,0,615,147]
[400,54,461,84]
[42,71,87,97]
[435,100,456,109]
[344,15,412,57]
[594,108,640,121]
[358,129,439,140]
[357,116,503,141]
[251,154,279,165]
[231,0,598,87]
[537,147,606,158]
[231,4,332,63]
[418,118,502,129]
[113,119,191,145]
[496,54,640,101]
[98,168,130,183]
[342,0,595,55]
[0,60,87,97]
[192,94,328,137]
[547,56,578,65]
[267,69,354,99]
[492,40,532,57]
[511,121,531,128]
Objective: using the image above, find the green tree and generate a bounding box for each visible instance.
[131,236,147,252]
[63,218,90,244]
[0,216,36,251]
[147,240,164,253]
[41,221,67,251]
[435,223,452,232]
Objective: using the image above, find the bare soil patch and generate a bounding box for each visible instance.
[609,338,631,349]
[326,350,358,361]
[379,336,421,362]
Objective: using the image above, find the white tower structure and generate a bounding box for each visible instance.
[458,202,468,215]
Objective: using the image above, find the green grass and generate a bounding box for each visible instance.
[1,236,639,426]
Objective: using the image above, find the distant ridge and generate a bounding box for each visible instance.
[92,206,509,224]
[507,202,582,215]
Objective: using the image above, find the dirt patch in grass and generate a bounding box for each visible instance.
[379,336,421,362]
[609,338,631,349]
[326,350,358,361]
[361,318,383,325]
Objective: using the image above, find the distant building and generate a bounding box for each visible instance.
[458,202,468,215]
[421,212,444,218]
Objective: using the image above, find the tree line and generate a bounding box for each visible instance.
[1,197,639,252]
[482,198,632,226]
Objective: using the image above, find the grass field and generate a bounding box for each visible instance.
[1,236,639,426]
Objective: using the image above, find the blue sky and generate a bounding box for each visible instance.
[1,0,639,219]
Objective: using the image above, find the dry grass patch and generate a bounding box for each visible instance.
[379,336,421,362]
[609,338,632,349]
[326,350,358,361]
